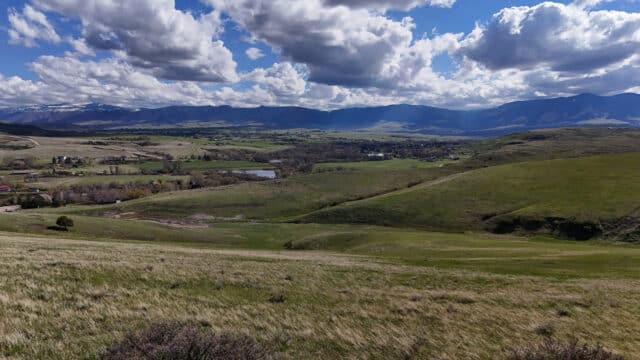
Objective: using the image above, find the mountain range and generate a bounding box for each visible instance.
[0,93,639,136]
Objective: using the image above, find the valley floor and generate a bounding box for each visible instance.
[0,232,638,359]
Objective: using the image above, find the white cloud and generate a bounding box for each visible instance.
[321,0,456,11]
[2,0,639,111]
[246,47,265,60]
[244,62,307,97]
[8,4,61,47]
[571,0,610,9]
[66,37,95,57]
[207,0,417,87]
[32,0,238,82]
[0,56,293,109]
[460,2,640,72]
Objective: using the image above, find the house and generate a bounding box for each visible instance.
[0,185,11,192]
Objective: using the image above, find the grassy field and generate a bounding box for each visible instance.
[0,232,638,359]
[0,134,284,165]
[313,158,459,171]
[25,174,189,189]
[469,127,640,167]
[302,153,640,236]
[1,128,640,358]
[68,166,455,220]
[2,212,640,279]
[0,136,153,160]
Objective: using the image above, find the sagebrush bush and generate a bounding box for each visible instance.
[508,338,624,360]
[100,321,271,360]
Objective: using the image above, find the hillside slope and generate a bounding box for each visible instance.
[70,166,455,221]
[300,153,640,241]
[467,127,640,167]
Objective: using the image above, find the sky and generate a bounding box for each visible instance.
[0,0,639,110]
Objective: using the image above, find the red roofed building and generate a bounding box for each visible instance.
[0,185,11,192]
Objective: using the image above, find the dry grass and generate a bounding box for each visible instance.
[0,233,638,359]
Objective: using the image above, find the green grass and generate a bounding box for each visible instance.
[1,233,638,359]
[3,212,640,280]
[313,158,459,171]
[301,152,640,233]
[71,164,142,175]
[27,174,189,189]
[469,127,640,167]
[68,166,454,220]
[2,128,640,358]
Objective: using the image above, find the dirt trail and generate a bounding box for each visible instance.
[295,170,469,219]
[26,137,40,146]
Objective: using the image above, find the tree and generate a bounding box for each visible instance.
[56,216,74,230]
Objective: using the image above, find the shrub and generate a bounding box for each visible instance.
[534,322,554,337]
[508,338,624,360]
[56,216,74,229]
[100,321,270,360]
[268,293,286,303]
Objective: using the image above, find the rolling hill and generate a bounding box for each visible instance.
[299,152,640,241]
[1,93,639,135]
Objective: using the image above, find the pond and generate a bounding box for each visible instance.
[232,169,277,179]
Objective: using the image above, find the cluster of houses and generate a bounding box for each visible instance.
[52,155,88,167]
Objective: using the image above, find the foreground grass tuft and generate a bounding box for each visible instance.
[508,338,624,360]
[100,321,270,360]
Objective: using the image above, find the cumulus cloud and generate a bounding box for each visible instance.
[246,47,265,60]
[66,37,95,56]
[460,2,640,73]
[2,0,639,111]
[571,0,610,9]
[8,4,61,47]
[0,56,288,109]
[321,0,456,11]
[208,0,419,87]
[244,62,307,97]
[29,56,217,107]
[32,0,238,82]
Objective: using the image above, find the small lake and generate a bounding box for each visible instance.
[232,169,277,179]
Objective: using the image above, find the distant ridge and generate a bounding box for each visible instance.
[0,122,72,137]
[0,93,639,136]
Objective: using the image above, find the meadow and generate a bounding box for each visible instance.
[72,166,455,220]
[0,231,638,359]
[0,127,639,359]
[302,152,640,239]
[312,158,459,171]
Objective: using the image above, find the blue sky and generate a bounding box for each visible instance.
[1,0,639,109]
